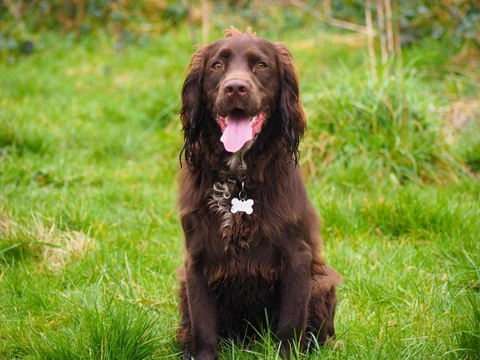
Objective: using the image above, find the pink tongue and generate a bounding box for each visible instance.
[220,115,253,153]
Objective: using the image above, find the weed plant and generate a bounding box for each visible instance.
[0,26,479,359]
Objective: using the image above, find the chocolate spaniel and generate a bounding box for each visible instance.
[177,27,341,359]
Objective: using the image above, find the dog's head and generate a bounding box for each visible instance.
[180,27,306,167]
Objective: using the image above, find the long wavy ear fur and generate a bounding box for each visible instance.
[180,46,208,168]
[274,43,306,165]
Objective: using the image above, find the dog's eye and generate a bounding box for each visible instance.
[255,62,267,70]
[212,62,224,70]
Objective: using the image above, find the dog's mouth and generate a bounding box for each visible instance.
[217,108,266,153]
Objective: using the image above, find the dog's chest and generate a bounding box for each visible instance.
[208,184,257,249]
[207,161,259,247]
[205,244,280,293]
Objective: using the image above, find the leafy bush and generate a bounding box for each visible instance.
[1,1,478,43]
[330,0,479,45]
[0,0,188,33]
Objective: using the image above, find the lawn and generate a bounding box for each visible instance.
[0,23,479,359]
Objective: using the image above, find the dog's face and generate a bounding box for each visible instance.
[202,35,281,153]
[180,28,306,166]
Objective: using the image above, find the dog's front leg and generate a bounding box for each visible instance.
[276,252,312,358]
[185,264,218,360]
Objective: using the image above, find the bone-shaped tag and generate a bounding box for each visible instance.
[231,198,254,214]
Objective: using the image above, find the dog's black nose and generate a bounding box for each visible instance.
[224,79,249,97]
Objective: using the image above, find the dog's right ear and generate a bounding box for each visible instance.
[180,46,208,167]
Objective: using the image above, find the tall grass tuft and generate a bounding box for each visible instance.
[33,300,162,360]
[302,68,463,186]
[452,293,480,358]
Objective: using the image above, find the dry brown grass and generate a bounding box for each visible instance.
[0,211,94,271]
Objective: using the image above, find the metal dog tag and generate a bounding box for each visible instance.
[231,198,254,214]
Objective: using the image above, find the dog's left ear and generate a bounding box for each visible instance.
[274,43,306,165]
[180,45,209,167]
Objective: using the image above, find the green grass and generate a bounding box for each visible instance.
[1,24,479,359]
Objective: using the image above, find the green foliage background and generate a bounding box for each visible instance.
[1,1,479,51]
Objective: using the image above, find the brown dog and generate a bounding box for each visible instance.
[177,28,341,359]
